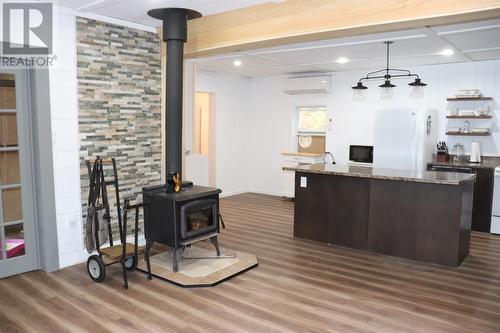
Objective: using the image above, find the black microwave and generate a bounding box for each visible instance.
[349,145,373,163]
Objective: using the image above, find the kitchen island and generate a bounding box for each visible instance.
[284,164,475,266]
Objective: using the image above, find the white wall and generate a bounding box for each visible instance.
[49,8,82,268]
[196,60,500,196]
[193,71,252,196]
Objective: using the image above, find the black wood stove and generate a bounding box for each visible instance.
[143,185,222,272]
[142,8,224,273]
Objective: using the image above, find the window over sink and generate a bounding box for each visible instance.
[297,106,327,134]
[296,106,327,154]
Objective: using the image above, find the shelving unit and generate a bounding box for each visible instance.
[446,96,494,137]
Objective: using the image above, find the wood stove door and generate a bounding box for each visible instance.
[179,199,218,240]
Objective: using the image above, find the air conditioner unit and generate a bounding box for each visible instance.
[284,76,332,95]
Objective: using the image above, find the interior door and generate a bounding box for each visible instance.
[0,69,38,278]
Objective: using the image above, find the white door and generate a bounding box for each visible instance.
[0,69,38,278]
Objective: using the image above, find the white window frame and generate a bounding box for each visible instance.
[296,105,327,136]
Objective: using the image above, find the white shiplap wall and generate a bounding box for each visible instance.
[197,59,500,196]
[49,9,83,268]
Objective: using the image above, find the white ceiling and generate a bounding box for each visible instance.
[53,0,281,27]
[192,18,500,78]
[51,1,500,78]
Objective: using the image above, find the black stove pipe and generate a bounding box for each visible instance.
[147,8,202,192]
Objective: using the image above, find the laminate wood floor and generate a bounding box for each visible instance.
[1,193,500,333]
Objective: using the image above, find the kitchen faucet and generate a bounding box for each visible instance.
[324,152,336,165]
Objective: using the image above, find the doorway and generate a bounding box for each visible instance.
[0,69,38,278]
[186,92,216,186]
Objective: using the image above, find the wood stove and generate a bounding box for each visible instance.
[143,185,222,272]
[142,8,224,274]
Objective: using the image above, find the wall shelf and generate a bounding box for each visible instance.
[446,115,492,119]
[447,97,493,101]
[446,131,491,136]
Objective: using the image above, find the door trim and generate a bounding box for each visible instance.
[28,68,59,272]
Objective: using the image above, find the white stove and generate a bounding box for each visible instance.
[491,166,500,234]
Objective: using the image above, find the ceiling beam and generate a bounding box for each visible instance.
[159,0,500,58]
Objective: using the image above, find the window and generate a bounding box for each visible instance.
[297,106,327,134]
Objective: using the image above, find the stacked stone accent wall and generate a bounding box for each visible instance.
[77,17,162,237]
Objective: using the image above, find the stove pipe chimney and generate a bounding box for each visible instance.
[147,8,202,192]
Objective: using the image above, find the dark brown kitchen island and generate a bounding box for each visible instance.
[284,164,475,267]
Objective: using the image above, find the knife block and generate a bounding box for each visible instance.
[436,152,449,162]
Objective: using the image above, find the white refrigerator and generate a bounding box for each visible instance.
[373,108,437,171]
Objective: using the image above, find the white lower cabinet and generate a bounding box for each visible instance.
[282,154,324,198]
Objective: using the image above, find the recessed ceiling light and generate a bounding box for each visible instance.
[440,49,454,56]
[233,59,242,67]
[336,57,350,64]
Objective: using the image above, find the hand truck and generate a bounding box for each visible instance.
[84,157,145,289]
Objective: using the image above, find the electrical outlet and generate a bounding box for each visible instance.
[300,176,307,188]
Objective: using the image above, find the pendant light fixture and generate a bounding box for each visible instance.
[352,41,427,99]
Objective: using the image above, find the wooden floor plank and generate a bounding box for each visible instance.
[1,193,500,332]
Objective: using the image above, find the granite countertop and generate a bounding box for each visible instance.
[428,156,500,169]
[283,163,475,185]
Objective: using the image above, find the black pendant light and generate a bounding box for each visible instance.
[408,78,427,87]
[379,80,396,88]
[352,41,426,91]
[352,82,368,90]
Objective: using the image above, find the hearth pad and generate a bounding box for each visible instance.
[137,245,258,287]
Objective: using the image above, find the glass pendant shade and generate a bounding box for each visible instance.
[410,85,425,99]
[353,88,366,101]
[409,78,426,99]
[380,87,395,100]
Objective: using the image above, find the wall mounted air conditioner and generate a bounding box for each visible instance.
[284,75,332,95]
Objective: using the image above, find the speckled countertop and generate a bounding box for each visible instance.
[283,163,475,185]
[281,152,324,157]
[427,156,500,169]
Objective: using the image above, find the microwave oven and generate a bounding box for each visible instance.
[349,145,373,164]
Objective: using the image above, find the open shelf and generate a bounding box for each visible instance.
[446,131,491,136]
[446,115,492,119]
[447,97,493,101]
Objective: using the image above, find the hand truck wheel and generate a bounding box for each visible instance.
[124,255,138,271]
[87,255,106,282]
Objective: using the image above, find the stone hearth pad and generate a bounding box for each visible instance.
[137,246,258,287]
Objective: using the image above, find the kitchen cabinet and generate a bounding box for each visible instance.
[471,168,494,232]
[428,160,498,232]
[290,164,474,267]
[281,152,324,198]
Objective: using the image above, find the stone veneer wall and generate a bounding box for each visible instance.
[77,17,162,238]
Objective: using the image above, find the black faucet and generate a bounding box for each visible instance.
[325,152,336,165]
